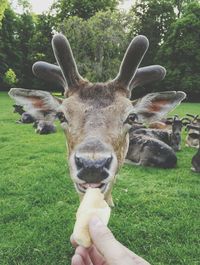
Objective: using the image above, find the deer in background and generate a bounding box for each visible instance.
[9,33,186,206]
[126,115,188,170]
[13,104,35,124]
[33,120,57,134]
[12,104,57,135]
[125,113,187,168]
[186,124,200,173]
[185,114,200,148]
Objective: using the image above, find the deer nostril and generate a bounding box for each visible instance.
[74,154,113,170]
[75,156,83,169]
[104,156,113,169]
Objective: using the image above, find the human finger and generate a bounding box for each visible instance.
[70,234,78,248]
[89,217,134,264]
[88,245,107,265]
[71,254,86,265]
[75,246,93,265]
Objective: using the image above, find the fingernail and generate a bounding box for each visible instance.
[89,216,102,227]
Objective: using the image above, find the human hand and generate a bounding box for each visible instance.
[71,216,150,265]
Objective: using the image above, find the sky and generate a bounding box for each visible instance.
[12,0,133,14]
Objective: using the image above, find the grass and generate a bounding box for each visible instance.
[0,91,200,265]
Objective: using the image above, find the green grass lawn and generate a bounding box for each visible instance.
[0,92,200,265]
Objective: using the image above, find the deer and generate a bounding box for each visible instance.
[185,114,200,148]
[9,33,186,206]
[186,124,200,173]
[125,114,187,169]
[125,115,189,169]
[12,103,57,135]
[33,120,57,134]
[13,104,35,124]
[131,115,188,152]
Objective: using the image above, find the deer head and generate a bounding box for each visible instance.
[9,33,186,205]
[13,104,25,115]
[185,116,200,148]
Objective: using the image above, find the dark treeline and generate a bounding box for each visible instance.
[0,0,200,101]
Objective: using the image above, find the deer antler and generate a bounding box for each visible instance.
[186,113,199,121]
[52,33,87,90]
[32,61,68,90]
[129,65,166,91]
[112,35,149,91]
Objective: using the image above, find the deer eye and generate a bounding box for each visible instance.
[124,113,138,124]
[57,112,68,123]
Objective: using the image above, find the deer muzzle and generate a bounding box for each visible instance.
[69,138,118,194]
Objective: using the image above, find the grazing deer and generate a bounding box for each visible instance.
[9,33,186,206]
[13,104,35,124]
[185,114,200,148]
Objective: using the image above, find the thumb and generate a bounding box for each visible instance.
[89,216,130,263]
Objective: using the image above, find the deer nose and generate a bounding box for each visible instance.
[75,154,113,183]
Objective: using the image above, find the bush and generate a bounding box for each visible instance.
[3,68,18,87]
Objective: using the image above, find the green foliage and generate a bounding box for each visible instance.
[59,10,132,82]
[3,68,18,86]
[17,12,36,87]
[171,0,197,18]
[0,0,200,99]
[17,0,32,13]
[156,1,200,101]
[1,92,200,265]
[0,6,20,88]
[130,0,176,66]
[0,5,54,91]
[0,0,8,27]
[51,0,118,22]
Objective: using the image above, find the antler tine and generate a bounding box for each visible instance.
[113,35,149,90]
[173,114,179,121]
[166,117,173,120]
[193,114,199,122]
[129,65,166,91]
[181,117,191,122]
[52,33,86,90]
[32,61,68,91]
[186,113,199,119]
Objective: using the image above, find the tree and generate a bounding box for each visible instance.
[130,0,176,66]
[17,12,36,87]
[59,10,131,82]
[3,68,18,87]
[0,6,20,90]
[51,0,119,22]
[30,13,59,91]
[0,0,8,27]
[172,0,197,18]
[156,2,200,101]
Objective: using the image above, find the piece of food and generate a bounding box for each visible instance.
[73,188,111,248]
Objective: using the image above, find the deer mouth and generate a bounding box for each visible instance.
[76,182,108,193]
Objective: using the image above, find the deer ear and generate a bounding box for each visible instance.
[9,88,62,121]
[132,91,186,123]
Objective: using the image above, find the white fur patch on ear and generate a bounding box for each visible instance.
[9,88,62,121]
[133,91,186,123]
